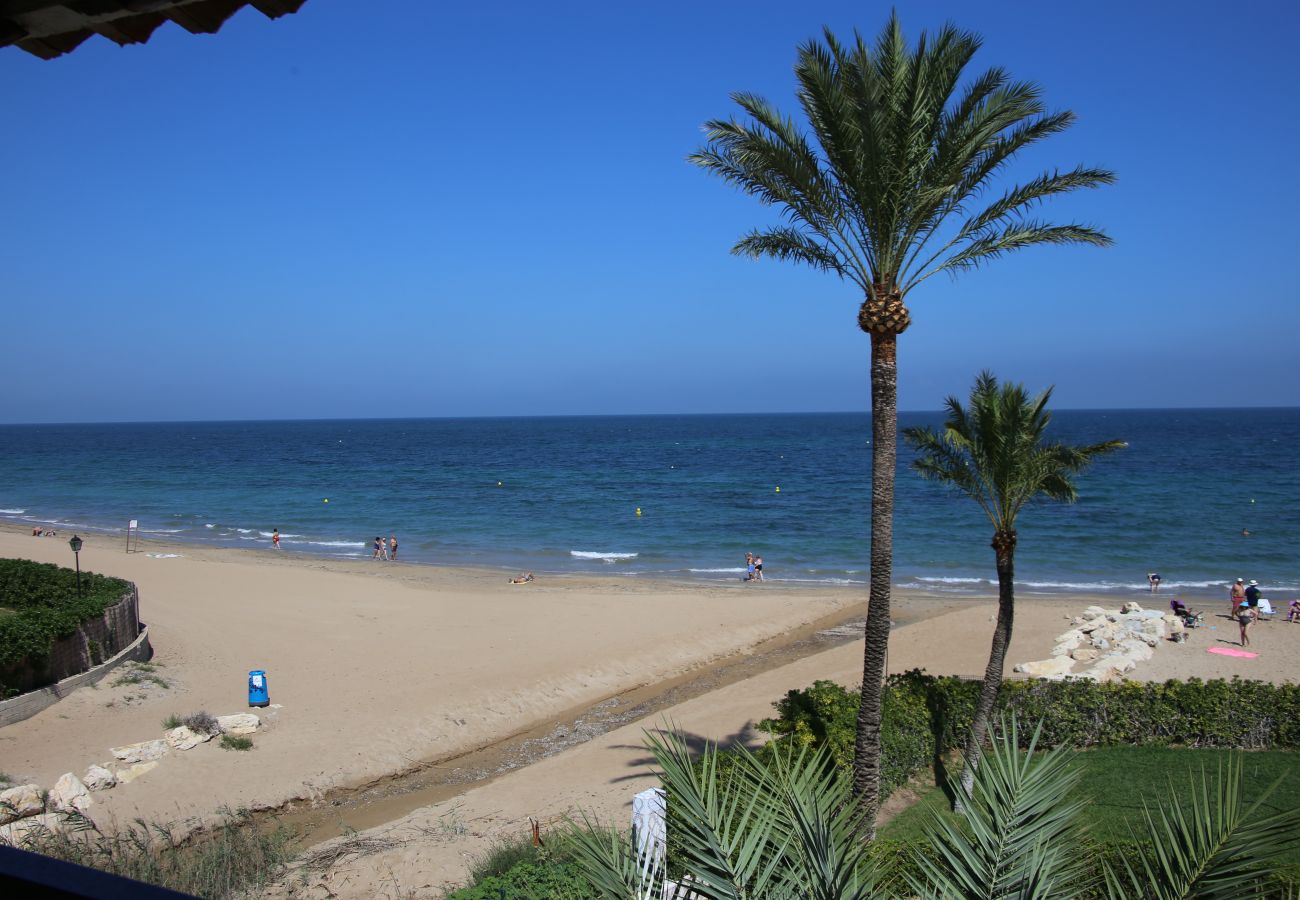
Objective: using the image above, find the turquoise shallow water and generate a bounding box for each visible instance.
[0,410,1296,599]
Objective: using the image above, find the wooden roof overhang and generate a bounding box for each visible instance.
[1,0,306,60]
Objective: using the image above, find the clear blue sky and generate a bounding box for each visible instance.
[3,1,1297,423]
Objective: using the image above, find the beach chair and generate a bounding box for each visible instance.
[1257,598,1275,621]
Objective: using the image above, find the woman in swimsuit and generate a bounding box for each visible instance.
[389,535,398,561]
[1229,578,1246,616]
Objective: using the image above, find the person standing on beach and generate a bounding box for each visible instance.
[389,535,398,561]
[1148,572,1161,593]
[744,552,756,581]
[272,529,281,550]
[1238,603,1256,646]
[1229,578,1246,616]
[373,536,385,560]
[1245,579,1261,610]
[754,554,764,581]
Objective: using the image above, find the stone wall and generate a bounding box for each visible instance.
[1,585,142,695]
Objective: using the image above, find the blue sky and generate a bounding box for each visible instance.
[3,1,1297,423]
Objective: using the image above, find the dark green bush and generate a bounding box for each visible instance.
[759,671,1300,802]
[447,858,600,899]
[0,558,131,675]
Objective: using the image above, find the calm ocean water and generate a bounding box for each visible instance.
[0,411,1296,599]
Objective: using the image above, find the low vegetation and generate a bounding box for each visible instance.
[219,735,253,752]
[447,834,596,900]
[9,809,296,899]
[0,558,131,693]
[112,661,169,690]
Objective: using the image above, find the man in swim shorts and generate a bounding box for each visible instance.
[1148,572,1161,593]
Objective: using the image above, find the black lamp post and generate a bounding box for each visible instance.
[68,534,83,597]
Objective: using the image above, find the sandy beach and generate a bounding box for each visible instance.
[3,526,1296,897]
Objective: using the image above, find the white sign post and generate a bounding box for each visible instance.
[126,520,138,554]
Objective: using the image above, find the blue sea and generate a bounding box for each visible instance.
[1,411,1296,599]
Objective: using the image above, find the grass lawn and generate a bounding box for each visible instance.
[881,745,1300,845]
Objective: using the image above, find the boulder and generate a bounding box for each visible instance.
[1121,601,1143,614]
[165,726,215,751]
[216,714,260,736]
[1083,605,1108,618]
[83,766,117,792]
[1093,638,1111,651]
[111,739,168,764]
[1014,657,1076,679]
[49,774,92,814]
[116,761,158,784]
[0,784,44,823]
[1168,618,1186,635]
[0,812,65,843]
[1070,647,1099,662]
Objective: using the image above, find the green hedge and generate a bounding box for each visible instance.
[758,670,1300,800]
[0,558,131,672]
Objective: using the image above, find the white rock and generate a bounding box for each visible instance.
[116,761,158,784]
[1121,601,1143,614]
[216,714,260,736]
[1014,657,1076,679]
[82,765,117,792]
[165,726,215,751]
[0,784,44,823]
[0,812,66,843]
[1168,618,1186,634]
[1070,647,1099,662]
[1083,606,1108,618]
[111,739,168,763]
[1093,638,1111,651]
[49,774,92,814]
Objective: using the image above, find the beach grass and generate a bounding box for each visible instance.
[220,734,253,752]
[881,746,1300,844]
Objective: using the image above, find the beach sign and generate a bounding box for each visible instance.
[126,519,139,553]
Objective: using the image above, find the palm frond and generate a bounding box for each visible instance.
[1104,757,1300,899]
[910,718,1093,899]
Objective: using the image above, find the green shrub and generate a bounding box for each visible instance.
[162,714,183,730]
[220,735,253,752]
[759,671,1300,803]
[447,858,599,899]
[468,835,543,884]
[0,558,132,691]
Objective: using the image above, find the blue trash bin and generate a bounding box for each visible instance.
[248,669,269,708]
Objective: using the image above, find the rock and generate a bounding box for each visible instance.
[1014,657,1076,679]
[1083,606,1108,618]
[0,812,66,843]
[1168,618,1186,634]
[165,726,214,751]
[116,761,158,784]
[1070,647,1099,662]
[1121,601,1143,614]
[216,714,260,736]
[49,774,92,814]
[83,766,117,792]
[0,784,44,823]
[111,739,168,763]
[1093,638,1111,651]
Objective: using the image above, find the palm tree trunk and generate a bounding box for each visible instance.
[852,329,898,836]
[958,530,1016,804]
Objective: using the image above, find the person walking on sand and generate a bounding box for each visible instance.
[1238,603,1256,647]
[1147,572,1161,593]
[1229,578,1246,616]
[272,529,281,550]
[373,536,385,560]
[389,534,398,561]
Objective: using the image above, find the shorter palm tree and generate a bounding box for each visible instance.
[902,372,1123,802]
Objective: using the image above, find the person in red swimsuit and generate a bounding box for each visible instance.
[272,529,281,549]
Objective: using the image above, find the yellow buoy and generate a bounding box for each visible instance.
[497,481,503,487]
[635,507,642,517]
[323,498,329,503]
[775,486,781,493]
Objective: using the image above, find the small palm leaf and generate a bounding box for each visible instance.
[910,717,1094,899]
[1103,755,1300,899]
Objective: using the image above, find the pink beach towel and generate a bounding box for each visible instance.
[1207,647,1258,659]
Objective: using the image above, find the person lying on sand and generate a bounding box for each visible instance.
[509,572,535,584]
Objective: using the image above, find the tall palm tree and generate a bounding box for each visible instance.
[903,372,1122,801]
[689,13,1114,831]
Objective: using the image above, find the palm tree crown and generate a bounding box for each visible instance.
[688,13,1114,323]
[903,371,1123,535]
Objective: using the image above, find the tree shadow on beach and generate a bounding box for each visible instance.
[605,723,766,784]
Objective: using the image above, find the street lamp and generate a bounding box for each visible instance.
[68,534,83,597]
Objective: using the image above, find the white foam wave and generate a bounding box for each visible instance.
[147,553,183,559]
[296,540,366,548]
[204,524,215,529]
[142,528,184,534]
[571,550,638,561]
[915,576,990,585]
[771,576,863,586]
[235,528,255,534]
[0,508,27,515]
[689,567,747,573]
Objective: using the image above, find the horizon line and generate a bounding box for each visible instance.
[3,405,1298,428]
